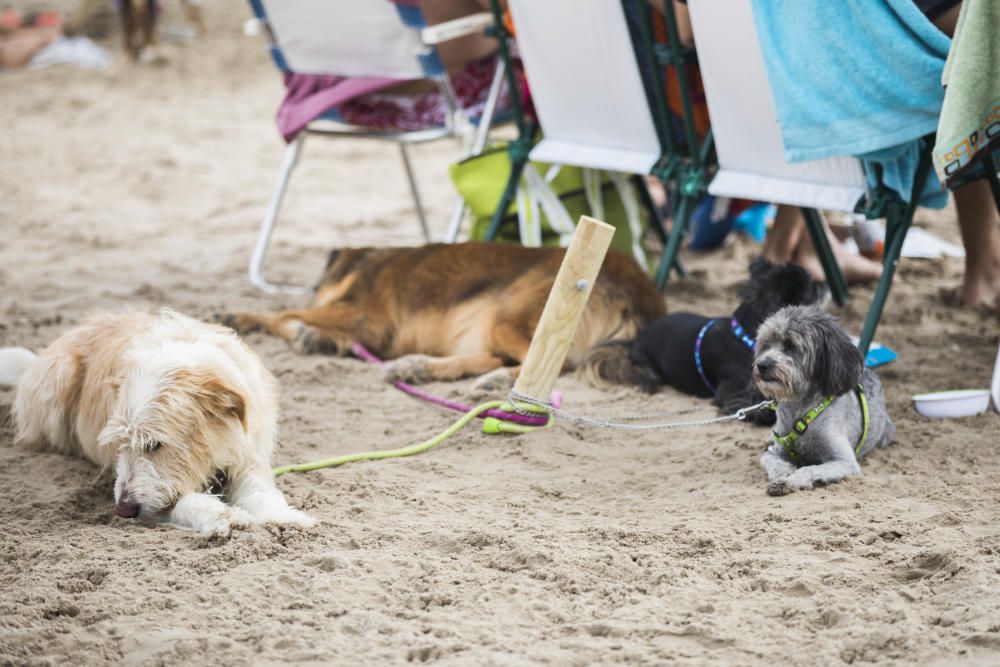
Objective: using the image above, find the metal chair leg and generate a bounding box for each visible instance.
[445,58,507,244]
[474,57,505,155]
[857,141,934,353]
[857,203,911,353]
[654,192,694,290]
[399,142,432,242]
[801,207,848,306]
[444,198,467,243]
[485,138,532,241]
[249,134,309,295]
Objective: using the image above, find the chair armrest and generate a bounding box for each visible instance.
[420,12,493,45]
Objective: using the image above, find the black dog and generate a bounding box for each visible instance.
[580,258,826,426]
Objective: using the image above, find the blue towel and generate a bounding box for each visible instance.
[750,0,951,207]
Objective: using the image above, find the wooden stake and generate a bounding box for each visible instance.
[512,216,616,406]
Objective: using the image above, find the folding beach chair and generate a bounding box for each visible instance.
[482,0,709,278]
[245,0,505,294]
[684,0,937,353]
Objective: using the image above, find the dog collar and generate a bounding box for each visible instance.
[694,318,758,394]
[730,318,756,350]
[772,384,870,461]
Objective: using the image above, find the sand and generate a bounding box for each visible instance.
[2,5,1000,666]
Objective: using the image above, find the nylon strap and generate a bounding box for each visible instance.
[855,384,869,455]
[694,319,717,394]
[772,384,869,461]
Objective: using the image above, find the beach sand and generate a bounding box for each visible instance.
[1,5,999,665]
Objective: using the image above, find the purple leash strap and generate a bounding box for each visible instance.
[350,343,549,426]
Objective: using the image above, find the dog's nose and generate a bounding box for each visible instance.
[755,358,775,376]
[116,497,140,518]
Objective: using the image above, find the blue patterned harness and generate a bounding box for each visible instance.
[694,318,756,394]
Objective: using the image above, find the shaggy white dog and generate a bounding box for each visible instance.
[0,309,315,537]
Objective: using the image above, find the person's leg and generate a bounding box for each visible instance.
[954,179,1000,307]
[924,1,1000,307]
[793,216,883,285]
[0,24,60,68]
[761,205,804,264]
[763,205,883,284]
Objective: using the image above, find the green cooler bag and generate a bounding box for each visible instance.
[450,143,649,268]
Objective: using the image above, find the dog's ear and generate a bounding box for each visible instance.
[777,263,818,306]
[200,377,248,432]
[813,313,864,397]
[739,257,778,301]
[748,256,774,279]
[175,369,249,432]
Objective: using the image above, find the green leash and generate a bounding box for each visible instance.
[272,400,551,477]
[772,384,870,462]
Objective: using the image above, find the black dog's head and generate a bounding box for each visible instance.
[734,258,828,331]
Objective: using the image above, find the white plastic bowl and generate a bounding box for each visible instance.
[913,389,992,419]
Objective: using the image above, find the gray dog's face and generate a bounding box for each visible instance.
[752,305,864,401]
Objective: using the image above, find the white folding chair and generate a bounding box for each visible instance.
[483,0,667,268]
[687,0,935,352]
[245,0,504,293]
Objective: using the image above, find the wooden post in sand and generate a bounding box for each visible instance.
[512,216,616,407]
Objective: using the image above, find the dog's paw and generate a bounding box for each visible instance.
[469,367,515,400]
[382,354,434,384]
[290,322,323,355]
[193,506,254,538]
[225,506,255,528]
[767,479,793,496]
[216,312,261,335]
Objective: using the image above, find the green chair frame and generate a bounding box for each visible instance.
[482,0,998,356]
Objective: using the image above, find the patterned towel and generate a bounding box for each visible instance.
[933,0,1000,187]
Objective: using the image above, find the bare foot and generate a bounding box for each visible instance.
[955,260,1000,309]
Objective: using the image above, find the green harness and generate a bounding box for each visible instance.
[772,384,870,462]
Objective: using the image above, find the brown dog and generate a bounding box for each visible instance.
[223,243,665,391]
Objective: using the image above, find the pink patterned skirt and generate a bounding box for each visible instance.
[337,55,505,132]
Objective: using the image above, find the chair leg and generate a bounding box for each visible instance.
[399,142,432,242]
[445,58,506,244]
[485,145,529,241]
[249,134,309,295]
[801,207,848,306]
[857,204,911,353]
[654,192,695,290]
[473,57,505,155]
[857,139,934,353]
[444,198,467,243]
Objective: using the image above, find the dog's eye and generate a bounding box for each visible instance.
[150,441,163,452]
[782,339,796,352]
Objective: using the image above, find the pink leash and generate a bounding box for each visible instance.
[350,343,553,426]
